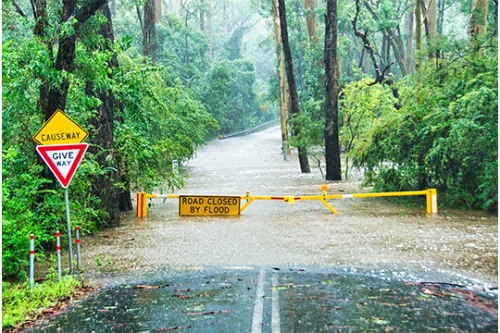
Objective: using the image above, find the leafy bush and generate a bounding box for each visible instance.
[2,276,84,331]
[351,47,497,211]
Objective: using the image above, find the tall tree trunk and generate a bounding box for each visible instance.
[437,0,445,34]
[223,0,227,34]
[278,0,310,173]
[208,0,213,58]
[324,0,341,181]
[155,0,162,23]
[404,8,414,75]
[199,0,205,31]
[495,0,500,38]
[272,0,290,155]
[380,35,389,70]
[143,0,157,62]
[469,0,489,40]
[428,0,438,59]
[86,2,126,227]
[304,0,318,45]
[33,0,51,118]
[415,0,422,75]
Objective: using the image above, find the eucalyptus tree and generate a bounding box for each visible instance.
[271,0,291,153]
[278,0,311,173]
[324,0,342,180]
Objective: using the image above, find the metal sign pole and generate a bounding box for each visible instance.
[64,188,74,274]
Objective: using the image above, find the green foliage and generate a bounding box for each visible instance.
[2,1,217,281]
[115,55,218,192]
[200,59,260,134]
[339,78,396,177]
[2,277,83,330]
[350,47,498,211]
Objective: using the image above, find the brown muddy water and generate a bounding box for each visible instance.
[73,126,497,289]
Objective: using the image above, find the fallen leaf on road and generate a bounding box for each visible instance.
[137,285,160,289]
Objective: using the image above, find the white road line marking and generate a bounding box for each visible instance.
[272,273,281,333]
[251,268,266,333]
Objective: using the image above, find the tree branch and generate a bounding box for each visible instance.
[352,0,400,108]
[74,0,107,27]
[12,0,26,18]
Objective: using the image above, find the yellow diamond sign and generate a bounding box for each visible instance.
[33,109,89,145]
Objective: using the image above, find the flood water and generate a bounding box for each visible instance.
[30,125,498,332]
[79,125,497,288]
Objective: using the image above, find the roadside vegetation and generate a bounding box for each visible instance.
[2,275,93,332]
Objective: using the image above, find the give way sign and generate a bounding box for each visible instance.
[36,143,89,188]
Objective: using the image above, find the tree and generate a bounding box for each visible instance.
[324,0,341,180]
[271,0,290,155]
[404,7,414,75]
[304,0,319,45]
[415,0,422,74]
[85,3,129,226]
[32,0,122,226]
[494,0,500,38]
[469,0,489,42]
[278,0,310,173]
[427,0,438,59]
[143,0,157,61]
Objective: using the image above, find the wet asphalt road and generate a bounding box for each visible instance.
[29,126,498,332]
[29,268,497,332]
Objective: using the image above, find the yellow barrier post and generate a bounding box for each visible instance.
[319,184,338,214]
[136,192,144,218]
[426,188,438,215]
[239,191,254,213]
[141,194,158,218]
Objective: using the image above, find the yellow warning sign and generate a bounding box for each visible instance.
[179,196,241,216]
[33,109,89,145]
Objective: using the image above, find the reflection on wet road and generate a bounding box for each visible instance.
[29,268,497,332]
[30,126,498,332]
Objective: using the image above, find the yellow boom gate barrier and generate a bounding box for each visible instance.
[136,185,438,218]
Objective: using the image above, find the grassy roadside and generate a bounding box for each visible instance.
[2,275,95,332]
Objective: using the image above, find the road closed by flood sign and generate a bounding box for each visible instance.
[179,195,241,216]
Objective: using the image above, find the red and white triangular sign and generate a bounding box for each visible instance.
[36,143,89,188]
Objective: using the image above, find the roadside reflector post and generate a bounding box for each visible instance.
[29,234,35,291]
[75,226,81,270]
[56,231,62,279]
[64,189,74,275]
[283,141,287,161]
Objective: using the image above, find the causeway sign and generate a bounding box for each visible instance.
[33,109,89,145]
[179,195,241,216]
[36,143,89,188]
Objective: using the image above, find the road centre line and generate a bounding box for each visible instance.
[272,273,281,333]
[251,268,266,333]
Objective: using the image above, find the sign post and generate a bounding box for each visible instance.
[33,109,89,275]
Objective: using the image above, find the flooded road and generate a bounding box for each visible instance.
[80,125,497,287]
[30,125,498,332]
